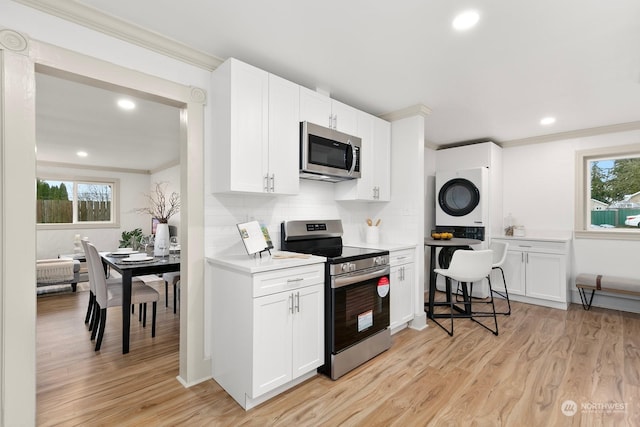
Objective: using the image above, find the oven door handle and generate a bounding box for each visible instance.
[332,266,390,289]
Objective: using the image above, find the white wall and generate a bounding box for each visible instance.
[502,129,640,311]
[204,180,342,257]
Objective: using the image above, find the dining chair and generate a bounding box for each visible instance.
[489,241,511,315]
[81,239,145,331]
[85,242,160,351]
[433,249,498,336]
[162,272,180,313]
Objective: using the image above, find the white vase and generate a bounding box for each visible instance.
[154,223,170,257]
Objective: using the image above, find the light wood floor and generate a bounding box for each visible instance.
[37,290,640,426]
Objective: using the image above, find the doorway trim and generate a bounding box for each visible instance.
[0,29,207,425]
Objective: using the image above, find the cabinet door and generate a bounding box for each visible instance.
[291,284,324,378]
[331,99,358,135]
[268,74,300,194]
[501,249,526,296]
[229,60,269,193]
[390,264,414,330]
[299,86,332,128]
[253,291,293,397]
[525,252,566,302]
[372,117,391,201]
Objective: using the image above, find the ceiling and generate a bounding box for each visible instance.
[32,0,640,169]
[36,71,181,171]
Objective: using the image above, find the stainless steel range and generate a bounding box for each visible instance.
[281,219,391,380]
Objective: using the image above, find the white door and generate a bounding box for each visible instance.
[299,86,332,128]
[229,60,268,193]
[526,252,566,302]
[252,291,292,397]
[291,284,324,378]
[268,74,300,194]
[502,249,526,296]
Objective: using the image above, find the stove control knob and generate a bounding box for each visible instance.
[350,263,356,272]
[341,263,349,272]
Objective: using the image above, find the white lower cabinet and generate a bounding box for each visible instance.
[492,238,569,309]
[389,248,415,332]
[210,261,324,410]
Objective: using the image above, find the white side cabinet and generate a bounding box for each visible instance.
[211,58,299,194]
[335,111,391,201]
[389,248,415,332]
[210,260,324,410]
[491,238,570,310]
[299,86,358,135]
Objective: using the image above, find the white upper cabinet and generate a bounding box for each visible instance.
[267,74,300,194]
[335,111,390,201]
[299,86,358,135]
[211,58,299,194]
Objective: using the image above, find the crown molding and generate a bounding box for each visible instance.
[502,120,640,148]
[13,0,224,70]
[379,104,432,122]
[37,160,151,175]
[150,158,181,175]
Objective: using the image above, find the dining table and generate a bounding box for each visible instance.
[101,252,180,354]
[424,237,481,320]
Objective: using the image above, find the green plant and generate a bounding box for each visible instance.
[120,228,143,249]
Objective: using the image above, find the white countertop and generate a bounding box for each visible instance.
[207,251,326,274]
[491,232,572,243]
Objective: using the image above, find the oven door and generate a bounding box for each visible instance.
[330,265,390,354]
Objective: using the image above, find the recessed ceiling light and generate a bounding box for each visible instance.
[76,151,88,157]
[540,117,556,125]
[117,99,136,110]
[452,10,480,31]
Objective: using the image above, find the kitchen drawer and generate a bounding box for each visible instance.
[253,263,324,298]
[390,249,415,266]
[492,238,568,254]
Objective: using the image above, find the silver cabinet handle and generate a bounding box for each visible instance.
[263,174,269,192]
[269,174,275,192]
[329,114,333,128]
[295,292,300,313]
[333,114,337,129]
[289,294,294,314]
[287,277,303,284]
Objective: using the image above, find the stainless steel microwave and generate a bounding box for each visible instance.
[300,121,361,182]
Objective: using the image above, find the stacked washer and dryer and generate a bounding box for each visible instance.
[433,142,503,298]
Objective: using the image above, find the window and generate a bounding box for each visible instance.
[37,177,119,228]
[575,144,640,239]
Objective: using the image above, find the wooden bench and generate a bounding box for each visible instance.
[575,273,640,310]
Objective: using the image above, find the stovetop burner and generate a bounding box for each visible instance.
[281,220,389,264]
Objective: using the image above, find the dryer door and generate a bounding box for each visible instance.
[438,178,480,217]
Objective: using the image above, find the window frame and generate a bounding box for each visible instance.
[37,175,120,230]
[575,143,640,240]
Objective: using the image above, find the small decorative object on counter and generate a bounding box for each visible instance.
[365,218,381,243]
[431,230,453,240]
[504,213,514,236]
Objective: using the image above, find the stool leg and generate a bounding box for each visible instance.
[430,276,455,336]
[491,267,511,315]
